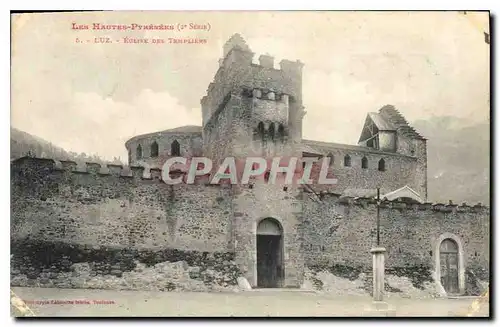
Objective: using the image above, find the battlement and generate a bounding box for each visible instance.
[201,35,303,126]
[207,47,303,95]
[12,156,165,182]
[303,188,490,213]
[12,156,235,187]
[249,87,290,104]
[14,156,487,214]
[219,45,304,74]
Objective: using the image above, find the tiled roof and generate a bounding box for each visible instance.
[125,125,202,145]
[379,105,426,140]
[162,125,202,133]
[367,112,396,131]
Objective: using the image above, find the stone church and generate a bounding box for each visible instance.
[125,34,428,203]
[11,34,489,295]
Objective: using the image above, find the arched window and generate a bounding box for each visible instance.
[268,123,275,141]
[361,156,368,169]
[257,122,265,138]
[136,145,142,160]
[378,158,386,172]
[344,155,351,167]
[277,124,285,141]
[327,153,334,167]
[151,141,159,158]
[171,140,180,156]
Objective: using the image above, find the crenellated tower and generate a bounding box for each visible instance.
[201,34,305,164]
[200,34,306,288]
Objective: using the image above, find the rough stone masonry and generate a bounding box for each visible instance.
[10,34,490,296]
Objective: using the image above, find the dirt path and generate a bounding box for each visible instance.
[11,287,489,317]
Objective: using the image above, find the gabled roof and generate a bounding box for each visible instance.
[381,185,423,203]
[358,105,426,143]
[379,105,426,140]
[358,112,396,143]
[368,112,396,131]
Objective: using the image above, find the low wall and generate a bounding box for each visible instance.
[11,239,241,292]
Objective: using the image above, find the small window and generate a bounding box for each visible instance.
[151,141,159,158]
[344,155,351,167]
[277,124,285,140]
[361,157,368,169]
[268,123,275,141]
[136,145,142,160]
[327,153,334,167]
[257,122,265,138]
[171,140,180,156]
[378,158,386,172]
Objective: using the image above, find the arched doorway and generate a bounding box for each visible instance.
[256,218,284,288]
[440,238,459,294]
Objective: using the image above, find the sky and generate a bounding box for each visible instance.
[11,11,490,161]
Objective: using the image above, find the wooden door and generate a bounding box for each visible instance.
[440,239,459,294]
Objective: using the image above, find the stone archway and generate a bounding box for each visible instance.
[256,218,284,288]
[434,233,465,295]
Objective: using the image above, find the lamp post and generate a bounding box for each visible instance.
[364,188,394,316]
[376,188,380,246]
[370,187,389,309]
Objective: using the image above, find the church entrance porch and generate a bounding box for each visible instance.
[256,218,284,288]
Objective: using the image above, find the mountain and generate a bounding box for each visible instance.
[412,116,490,205]
[10,127,125,165]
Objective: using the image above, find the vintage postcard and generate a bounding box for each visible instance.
[10,11,490,317]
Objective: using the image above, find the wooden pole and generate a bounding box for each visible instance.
[377,188,380,246]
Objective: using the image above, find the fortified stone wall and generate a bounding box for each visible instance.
[11,157,232,252]
[11,157,489,293]
[302,141,426,199]
[302,195,490,279]
[126,131,203,168]
[11,157,241,292]
[251,90,289,125]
